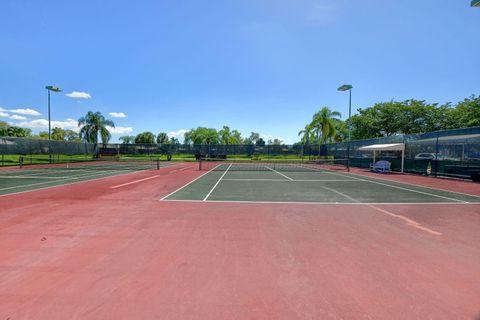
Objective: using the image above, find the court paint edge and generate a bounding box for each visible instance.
[159,199,476,205]
[110,175,160,189]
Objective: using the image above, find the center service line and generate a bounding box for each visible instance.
[203,163,232,201]
[266,166,294,181]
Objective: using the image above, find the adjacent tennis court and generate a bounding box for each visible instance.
[0,158,170,196]
[162,161,480,204]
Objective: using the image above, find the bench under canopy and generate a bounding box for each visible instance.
[358,143,405,173]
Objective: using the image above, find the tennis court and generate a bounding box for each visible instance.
[2,159,480,319]
[162,160,480,204]
[0,158,170,196]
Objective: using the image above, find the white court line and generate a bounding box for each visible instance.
[304,183,442,235]
[168,166,192,174]
[0,170,130,192]
[0,175,61,179]
[165,163,194,174]
[160,198,474,205]
[223,178,287,181]
[222,178,358,182]
[367,204,442,236]
[203,164,232,201]
[0,170,143,197]
[320,185,359,203]
[266,166,294,181]
[0,169,73,177]
[110,175,159,189]
[305,166,480,200]
[160,164,221,200]
[302,167,469,203]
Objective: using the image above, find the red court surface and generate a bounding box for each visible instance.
[1,164,480,319]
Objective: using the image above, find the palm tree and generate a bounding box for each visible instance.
[310,107,341,155]
[298,123,314,144]
[310,107,341,144]
[7,126,30,137]
[78,111,115,144]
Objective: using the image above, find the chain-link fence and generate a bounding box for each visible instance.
[325,127,480,179]
[97,143,323,160]
[2,127,480,180]
[0,137,97,166]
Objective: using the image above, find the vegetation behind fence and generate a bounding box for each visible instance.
[2,127,479,180]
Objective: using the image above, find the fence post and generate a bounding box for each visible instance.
[434,134,439,177]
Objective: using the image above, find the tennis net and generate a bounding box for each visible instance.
[199,158,349,172]
[19,156,160,171]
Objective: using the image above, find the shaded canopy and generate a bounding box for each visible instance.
[359,143,405,172]
[358,143,405,151]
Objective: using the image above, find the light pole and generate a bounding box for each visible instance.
[45,86,62,163]
[337,84,353,167]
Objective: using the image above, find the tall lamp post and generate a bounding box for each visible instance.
[337,84,353,167]
[45,86,62,163]
[45,86,62,140]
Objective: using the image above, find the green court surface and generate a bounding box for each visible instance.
[163,167,480,204]
[0,163,170,196]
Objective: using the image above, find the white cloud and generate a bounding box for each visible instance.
[65,91,92,99]
[261,134,285,143]
[106,126,133,134]
[109,112,127,118]
[261,134,283,140]
[16,118,79,132]
[14,118,132,135]
[168,129,188,139]
[0,111,9,117]
[9,115,27,120]
[9,108,42,116]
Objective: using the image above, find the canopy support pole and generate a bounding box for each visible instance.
[373,150,376,163]
[401,149,405,173]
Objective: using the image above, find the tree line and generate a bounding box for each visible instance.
[120,127,283,145]
[0,121,79,141]
[299,95,480,143]
[1,94,478,144]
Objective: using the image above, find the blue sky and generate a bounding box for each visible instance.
[0,0,478,143]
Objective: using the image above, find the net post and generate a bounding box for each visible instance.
[157,157,160,170]
[19,155,24,168]
[198,159,202,171]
